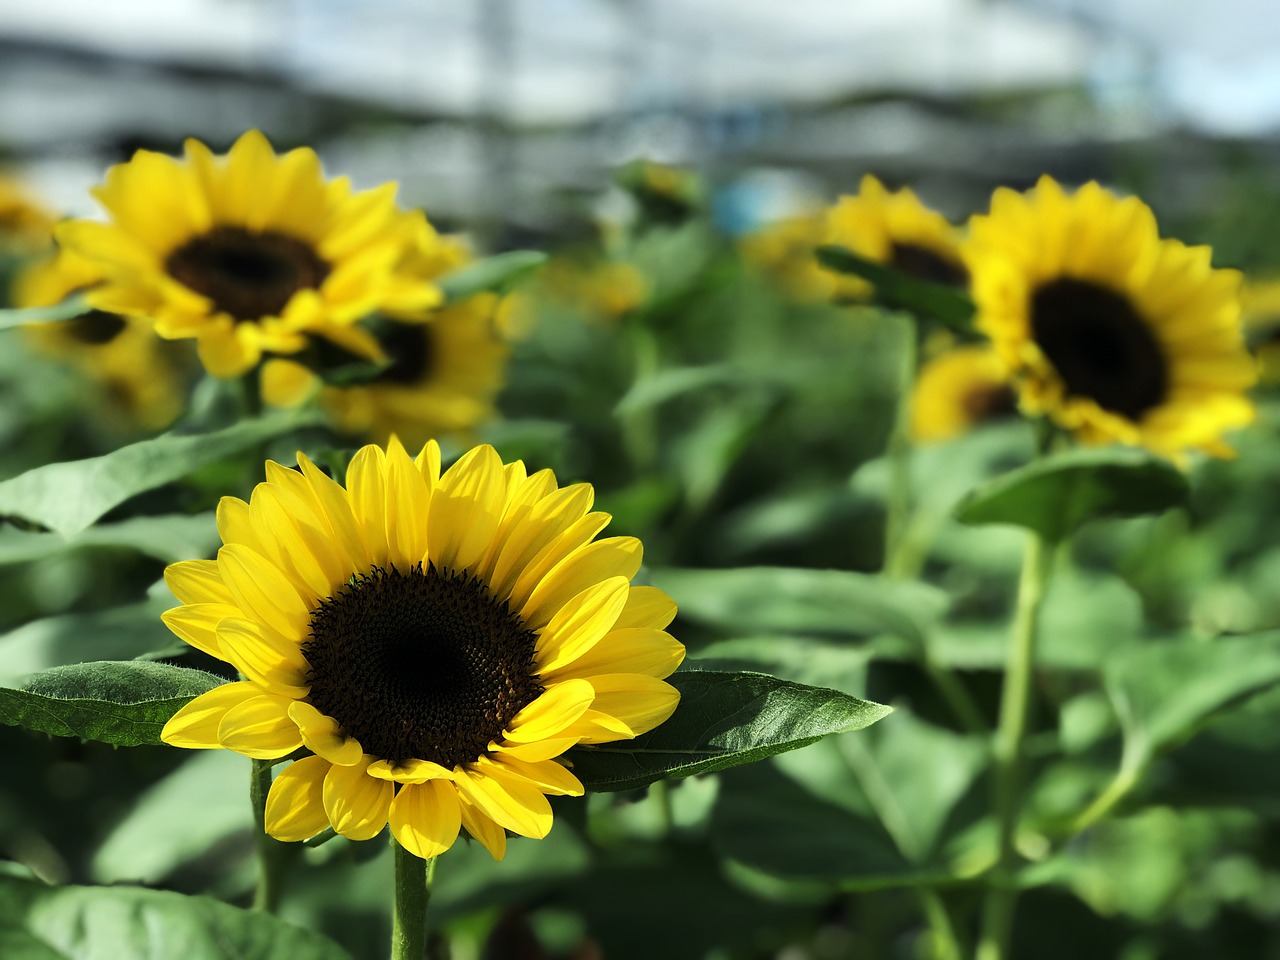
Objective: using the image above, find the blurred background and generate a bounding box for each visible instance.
[4,0,1280,262]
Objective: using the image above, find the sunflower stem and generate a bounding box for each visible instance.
[917,888,963,960]
[391,841,435,960]
[250,758,290,914]
[884,312,918,579]
[975,530,1055,960]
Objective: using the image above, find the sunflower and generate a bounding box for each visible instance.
[911,344,1017,443]
[160,440,684,859]
[15,250,192,429]
[317,293,510,447]
[964,176,1256,457]
[55,130,438,379]
[738,214,837,303]
[0,175,55,251]
[823,175,968,299]
[1240,277,1280,383]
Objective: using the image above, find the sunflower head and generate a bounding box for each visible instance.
[824,175,968,300]
[738,214,838,303]
[160,440,683,860]
[964,176,1256,458]
[15,250,192,429]
[55,131,433,379]
[911,343,1017,443]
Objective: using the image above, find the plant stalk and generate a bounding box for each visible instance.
[391,841,435,960]
[250,758,290,913]
[975,530,1054,960]
[884,314,918,578]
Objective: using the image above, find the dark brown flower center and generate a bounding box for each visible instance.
[302,563,542,768]
[66,310,128,345]
[1030,278,1167,420]
[890,242,969,288]
[378,321,437,385]
[165,226,329,321]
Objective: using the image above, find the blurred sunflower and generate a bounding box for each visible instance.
[15,250,192,429]
[824,174,967,299]
[738,214,837,303]
[319,293,511,447]
[911,344,1016,443]
[56,130,438,379]
[1240,277,1280,383]
[160,440,683,859]
[965,176,1256,458]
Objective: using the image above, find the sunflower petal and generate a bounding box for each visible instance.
[265,755,332,842]
[453,762,553,840]
[491,755,584,797]
[458,793,507,860]
[568,674,680,744]
[161,603,239,660]
[288,701,362,766]
[367,759,456,783]
[543,627,685,682]
[346,445,390,564]
[323,758,393,841]
[217,692,303,759]
[384,436,430,570]
[520,537,643,630]
[389,780,462,860]
[165,559,235,606]
[534,577,630,673]
[160,681,259,749]
[217,544,310,641]
[504,679,595,743]
[615,585,678,631]
[216,618,309,697]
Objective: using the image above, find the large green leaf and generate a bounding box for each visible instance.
[0,661,225,746]
[0,295,91,330]
[815,245,974,329]
[954,447,1188,541]
[649,566,947,646]
[0,514,218,567]
[437,250,546,302]
[0,412,320,536]
[0,874,350,960]
[566,669,890,792]
[1105,632,1280,766]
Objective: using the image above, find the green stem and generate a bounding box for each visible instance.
[250,759,289,913]
[391,841,435,960]
[1071,764,1140,836]
[918,888,963,960]
[884,314,918,578]
[975,530,1055,960]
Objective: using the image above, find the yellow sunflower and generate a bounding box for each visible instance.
[15,250,192,429]
[319,293,511,447]
[964,176,1256,458]
[911,344,1017,443]
[1241,277,1280,383]
[160,440,684,860]
[738,214,837,303]
[55,130,438,379]
[824,174,968,299]
[0,175,55,251]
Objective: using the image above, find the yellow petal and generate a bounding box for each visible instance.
[490,737,579,762]
[367,758,456,783]
[545,627,685,682]
[429,445,506,574]
[216,618,310,697]
[161,681,259,749]
[414,440,442,485]
[288,701,362,766]
[615,585,678,631]
[161,603,240,660]
[570,674,680,744]
[323,758,393,841]
[384,436,430,570]
[217,692,303,759]
[520,537,643,630]
[215,496,262,553]
[491,755,583,797]
[217,544,310,642]
[165,559,235,606]
[501,512,612,614]
[453,762,553,839]
[250,486,333,599]
[198,326,257,378]
[487,485,597,599]
[261,359,320,408]
[265,755,332,842]
[389,780,462,860]
[346,445,390,564]
[458,793,507,861]
[534,577,629,673]
[504,679,595,743]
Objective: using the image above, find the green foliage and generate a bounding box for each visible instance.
[954,447,1190,541]
[0,412,322,536]
[0,874,351,960]
[0,661,225,746]
[815,244,975,329]
[437,251,547,301]
[0,295,91,329]
[568,670,891,791]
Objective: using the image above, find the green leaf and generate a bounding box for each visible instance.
[1105,632,1280,767]
[954,447,1189,542]
[0,661,225,746]
[614,363,773,415]
[648,566,948,646]
[815,245,974,329]
[0,514,218,567]
[437,250,546,302]
[0,411,321,536]
[0,295,91,330]
[0,874,351,960]
[566,669,891,792]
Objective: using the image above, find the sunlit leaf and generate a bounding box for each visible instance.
[0,874,351,960]
[438,250,546,302]
[0,514,218,567]
[954,448,1189,542]
[567,669,891,792]
[0,661,225,747]
[0,411,321,536]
